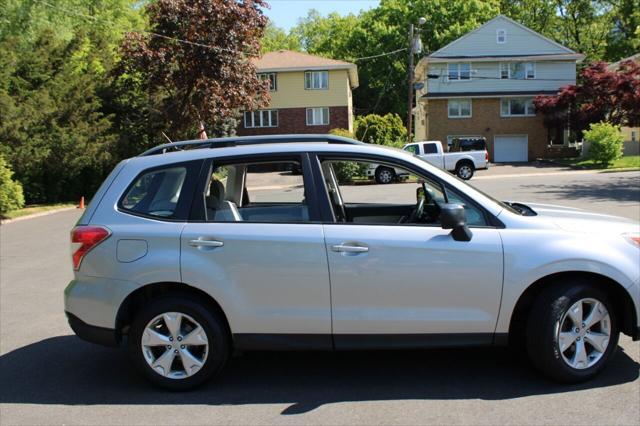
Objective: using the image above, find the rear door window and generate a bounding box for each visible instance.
[423,143,438,154]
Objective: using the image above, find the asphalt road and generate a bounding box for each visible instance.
[1,169,639,425]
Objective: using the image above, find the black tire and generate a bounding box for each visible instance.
[375,166,396,184]
[128,294,229,390]
[455,161,475,180]
[525,280,618,383]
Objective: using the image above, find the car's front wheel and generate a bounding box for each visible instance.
[526,281,618,383]
[128,295,229,390]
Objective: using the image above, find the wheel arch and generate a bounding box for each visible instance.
[115,282,232,343]
[455,158,474,170]
[508,271,638,344]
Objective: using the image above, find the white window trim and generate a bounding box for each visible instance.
[498,62,536,80]
[497,29,507,44]
[446,63,472,82]
[304,70,329,90]
[244,109,278,128]
[306,107,330,126]
[258,72,277,91]
[447,99,472,118]
[500,98,536,117]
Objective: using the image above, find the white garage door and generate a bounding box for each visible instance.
[494,135,528,162]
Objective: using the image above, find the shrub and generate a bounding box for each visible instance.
[354,113,407,147]
[0,154,25,214]
[329,128,356,139]
[584,122,623,167]
[329,129,367,182]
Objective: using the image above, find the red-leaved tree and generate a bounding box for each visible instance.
[534,60,640,138]
[118,0,270,139]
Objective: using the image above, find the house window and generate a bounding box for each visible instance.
[306,107,329,125]
[497,29,506,44]
[500,63,509,79]
[447,63,471,81]
[501,98,535,117]
[500,62,535,80]
[305,71,328,89]
[258,72,277,91]
[448,99,472,118]
[632,130,637,142]
[244,109,278,128]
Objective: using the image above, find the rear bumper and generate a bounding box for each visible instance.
[66,311,119,347]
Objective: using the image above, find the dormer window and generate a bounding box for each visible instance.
[497,29,506,44]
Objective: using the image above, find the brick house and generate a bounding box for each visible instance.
[236,50,359,136]
[413,15,584,162]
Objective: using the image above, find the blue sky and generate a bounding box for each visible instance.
[262,0,380,31]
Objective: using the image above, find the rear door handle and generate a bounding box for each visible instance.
[189,239,224,248]
[331,243,369,253]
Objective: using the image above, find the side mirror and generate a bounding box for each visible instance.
[439,203,473,242]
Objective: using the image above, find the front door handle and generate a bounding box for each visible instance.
[331,243,369,253]
[189,239,224,248]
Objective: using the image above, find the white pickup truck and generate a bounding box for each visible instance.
[367,140,489,182]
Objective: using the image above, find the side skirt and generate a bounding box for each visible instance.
[233,333,501,351]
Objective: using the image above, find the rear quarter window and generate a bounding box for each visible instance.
[119,160,201,220]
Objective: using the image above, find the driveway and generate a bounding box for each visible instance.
[1,170,639,425]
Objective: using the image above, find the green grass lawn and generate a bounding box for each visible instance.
[555,155,640,170]
[1,203,76,220]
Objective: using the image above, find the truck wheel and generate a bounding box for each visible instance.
[455,162,474,180]
[128,294,229,390]
[375,166,395,184]
[525,280,618,383]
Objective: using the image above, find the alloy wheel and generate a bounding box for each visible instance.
[141,312,209,379]
[557,298,611,370]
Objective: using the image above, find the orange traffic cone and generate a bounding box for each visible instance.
[78,196,85,209]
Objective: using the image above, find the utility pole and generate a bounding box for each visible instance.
[406,17,426,144]
[406,23,415,144]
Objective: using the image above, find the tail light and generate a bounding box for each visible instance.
[71,226,110,270]
[485,151,489,162]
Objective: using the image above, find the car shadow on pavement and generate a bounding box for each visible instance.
[1,335,638,415]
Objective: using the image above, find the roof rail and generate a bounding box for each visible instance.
[139,134,363,156]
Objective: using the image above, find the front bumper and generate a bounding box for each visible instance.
[66,311,119,347]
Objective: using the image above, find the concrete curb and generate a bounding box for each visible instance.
[1,206,79,225]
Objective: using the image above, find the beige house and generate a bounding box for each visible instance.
[414,15,584,162]
[237,50,359,136]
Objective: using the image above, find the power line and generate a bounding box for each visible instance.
[426,73,577,82]
[350,48,408,62]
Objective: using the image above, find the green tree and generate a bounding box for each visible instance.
[0,0,145,203]
[0,153,24,214]
[584,122,624,166]
[261,22,301,53]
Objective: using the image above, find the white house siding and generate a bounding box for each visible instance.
[431,17,571,58]
[426,61,576,94]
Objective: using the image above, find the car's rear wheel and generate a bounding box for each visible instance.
[375,166,395,184]
[526,281,618,383]
[455,161,474,180]
[128,295,229,390]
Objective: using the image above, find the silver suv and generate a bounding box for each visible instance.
[65,134,640,390]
